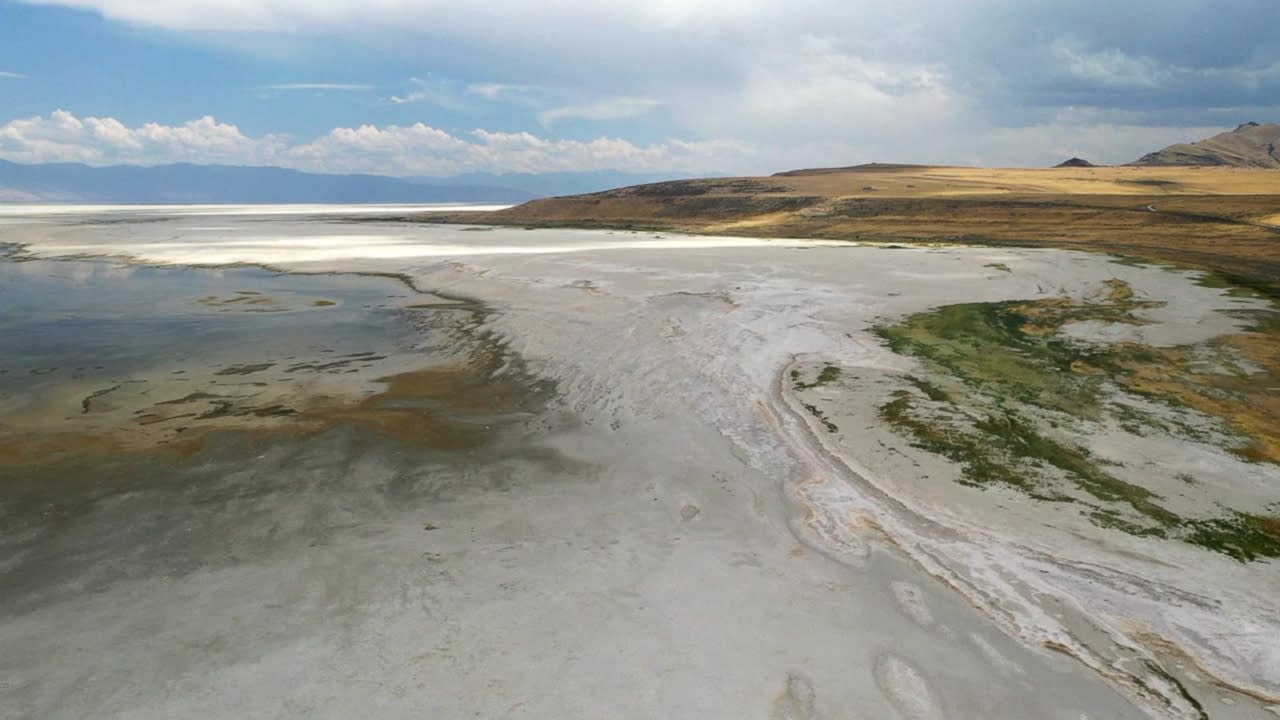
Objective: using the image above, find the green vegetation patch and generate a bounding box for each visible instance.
[874,281,1158,418]
[802,402,839,433]
[791,364,842,391]
[872,279,1280,561]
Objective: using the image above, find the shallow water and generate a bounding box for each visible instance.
[0,258,420,393]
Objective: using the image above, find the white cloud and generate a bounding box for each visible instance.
[10,1,1278,169]
[662,36,968,168]
[539,97,662,126]
[0,71,26,79]
[11,1,990,165]
[289,124,748,175]
[0,110,288,165]
[1051,39,1164,89]
[263,83,373,91]
[14,0,770,33]
[465,83,534,101]
[0,109,750,175]
[0,107,1245,176]
[386,77,468,110]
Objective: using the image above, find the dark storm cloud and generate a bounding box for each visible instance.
[930,0,1280,122]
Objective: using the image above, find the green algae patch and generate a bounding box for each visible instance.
[1183,513,1280,563]
[874,280,1159,418]
[802,401,840,433]
[881,388,1179,530]
[873,279,1280,561]
[791,364,842,391]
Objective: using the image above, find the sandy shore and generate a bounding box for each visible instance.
[3,208,1277,719]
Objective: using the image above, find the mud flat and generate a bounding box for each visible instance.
[2,208,1277,719]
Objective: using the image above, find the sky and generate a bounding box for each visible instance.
[0,0,1277,177]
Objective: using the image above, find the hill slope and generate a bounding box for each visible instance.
[1129,122,1280,168]
[419,164,1280,290]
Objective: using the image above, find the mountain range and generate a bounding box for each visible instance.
[0,160,688,204]
[2,124,1274,204]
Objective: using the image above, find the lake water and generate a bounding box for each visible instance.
[0,258,419,392]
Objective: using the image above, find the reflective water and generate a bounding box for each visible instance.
[0,258,422,393]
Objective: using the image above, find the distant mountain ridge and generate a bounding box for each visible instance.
[0,160,540,204]
[1128,122,1280,168]
[0,161,691,204]
[7,123,1273,205]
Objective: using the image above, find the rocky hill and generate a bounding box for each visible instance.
[1129,122,1280,168]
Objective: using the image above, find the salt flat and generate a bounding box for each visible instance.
[2,207,1277,719]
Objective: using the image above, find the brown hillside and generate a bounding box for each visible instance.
[1130,122,1280,168]
[417,164,1280,291]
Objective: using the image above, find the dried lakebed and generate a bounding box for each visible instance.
[3,208,1278,719]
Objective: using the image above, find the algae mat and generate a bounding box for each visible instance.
[868,273,1280,561]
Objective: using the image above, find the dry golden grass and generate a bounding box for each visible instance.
[1119,336,1280,466]
[771,164,1280,197]
[420,164,1280,290]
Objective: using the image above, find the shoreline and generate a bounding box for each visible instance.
[5,210,1277,718]
[778,354,1278,715]
[412,230,1277,717]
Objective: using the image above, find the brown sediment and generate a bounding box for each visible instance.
[1118,331,1280,465]
[1131,631,1280,710]
[1010,280,1164,337]
[316,365,539,449]
[0,428,209,468]
[195,292,341,313]
[405,302,470,309]
[80,384,122,413]
[135,411,197,426]
[284,356,386,372]
[1,278,546,467]
[156,391,223,405]
[0,359,547,469]
[198,294,283,310]
[213,363,276,376]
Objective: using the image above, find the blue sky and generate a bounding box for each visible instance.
[1,0,1277,176]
